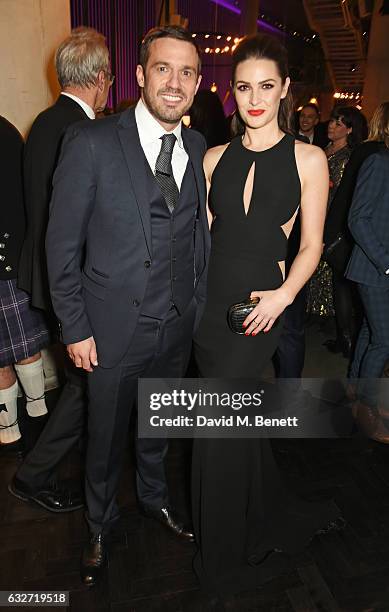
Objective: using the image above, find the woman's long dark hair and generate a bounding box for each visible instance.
[330,106,368,149]
[230,33,294,136]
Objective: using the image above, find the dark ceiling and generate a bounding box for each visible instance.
[256,0,314,36]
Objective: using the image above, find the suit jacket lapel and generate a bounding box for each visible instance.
[117,108,152,256]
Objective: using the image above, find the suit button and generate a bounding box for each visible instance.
[0,255,5,261]
[172,257,177,263]
[133,299,140,307]
[3,233,10,239]
[5,266,12,272]
[172,237,177,243]
[173,276,177,282]
[144,260,151,268]
[0,243,5,249]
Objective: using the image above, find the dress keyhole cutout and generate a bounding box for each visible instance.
[243,162,255,216]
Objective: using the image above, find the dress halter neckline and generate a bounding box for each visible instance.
[239,132,288,154]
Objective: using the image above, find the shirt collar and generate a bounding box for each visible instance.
[299,129,313,144]
[61,92,95,119]
[135,98,184,149]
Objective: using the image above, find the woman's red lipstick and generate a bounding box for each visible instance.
[248,109,265,116]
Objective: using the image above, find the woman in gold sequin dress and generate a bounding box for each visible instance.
[307,107,367,351]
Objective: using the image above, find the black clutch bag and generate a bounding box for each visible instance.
[227,297,260,334]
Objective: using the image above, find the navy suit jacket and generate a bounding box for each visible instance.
[46,107,209,367]
[346,150,389,288]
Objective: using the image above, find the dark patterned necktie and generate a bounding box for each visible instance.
[155,133,179,214]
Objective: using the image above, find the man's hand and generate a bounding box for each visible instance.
[67,337,98,372]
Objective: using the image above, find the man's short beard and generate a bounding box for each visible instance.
[143,88,191,125]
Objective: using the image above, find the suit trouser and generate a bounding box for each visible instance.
[16,359,86,491]
[352,284,389,406]
[85,300,196,535]
[273,284,307,378]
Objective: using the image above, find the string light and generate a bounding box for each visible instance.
[204,4,319,41]
[309,97,318,104]
[210,82,218,92]
[190,27,317,55]
[333,91,362,100]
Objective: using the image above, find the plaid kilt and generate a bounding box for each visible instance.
[0,278,50,367]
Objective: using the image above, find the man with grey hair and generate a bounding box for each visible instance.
[9,27,113,513]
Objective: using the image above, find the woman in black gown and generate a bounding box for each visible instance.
[192,34,341,597]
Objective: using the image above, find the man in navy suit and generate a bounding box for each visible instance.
[46,26,209,586]
[346,149,389,429]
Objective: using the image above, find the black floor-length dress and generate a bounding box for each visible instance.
[192,133,340,596]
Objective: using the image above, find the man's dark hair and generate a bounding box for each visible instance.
[301,103,320,116]
[139,25,201,73]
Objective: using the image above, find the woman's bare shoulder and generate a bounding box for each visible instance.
[295,139,326,160]
[204,143,230,180]
[295,140,327,171]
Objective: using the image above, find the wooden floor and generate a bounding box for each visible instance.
[1,320,389,612]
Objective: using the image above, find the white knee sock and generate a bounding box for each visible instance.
[15,358,48,417]
[0,381,21,443]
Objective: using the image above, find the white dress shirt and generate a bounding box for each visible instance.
[299,130,314,144]
[135,98,188,190]
[61,92,95,119]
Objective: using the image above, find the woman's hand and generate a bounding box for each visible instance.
[243,288,293,335]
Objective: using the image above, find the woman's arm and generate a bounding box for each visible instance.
[203,144,229,228]
[244,142,329,335]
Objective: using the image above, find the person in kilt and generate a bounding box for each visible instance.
[0,115,50,448]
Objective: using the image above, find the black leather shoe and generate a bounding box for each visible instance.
[81,533,106,587]
[8,477,84,513]
[141,505,194,542]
